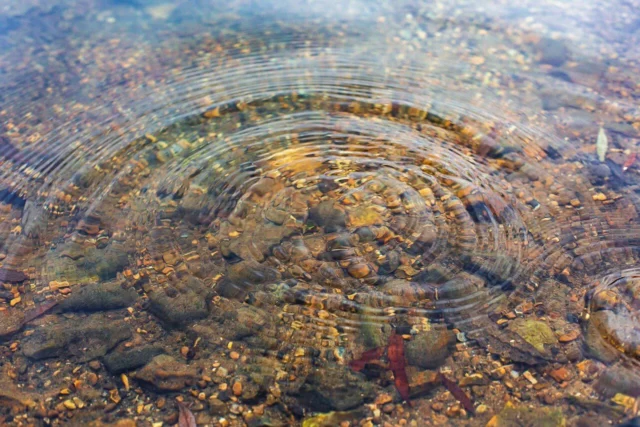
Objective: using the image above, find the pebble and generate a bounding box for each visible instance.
[459,373,487,387]
[347,263,371,278]
[232,381,243,396]
[230,351,240,360]
[87,372,98,385]
[63,399,77,410]
[558,329,580,343]
[375,393,393,405]
[549,367,571,383]
[523,371,538,385]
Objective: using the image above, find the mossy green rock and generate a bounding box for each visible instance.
[491,404,565,427]
[507,318,557,355]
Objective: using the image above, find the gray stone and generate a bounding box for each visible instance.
[22,314,131,361]
[208,397,227,415]
[0,308,23,339]
[224,305,271,340]
[81,244,130,281]
[133,355,198,391]
[405,328,455,369]
[59,280,137,312]
[309,201,346,232]
[297,364,374,411]
[102,345,165,374]
[537,37,569,66]
[148,276,210,327]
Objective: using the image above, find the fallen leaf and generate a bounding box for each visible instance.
[438,372,475,414]
[597,127,608,163]
[387,334,411,406]
[177,401,197,427]
[349,347,384,372]
[21,300,58,325]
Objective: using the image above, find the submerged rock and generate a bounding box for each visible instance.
[405,328,455,369]
[309,201,346,232]
[594,365,640,399]
[102,345,165,374]
[297,364,374,412]
[0,267,28,282]
[488,402,565,426]
[81,244,130,281]
[58,280,137,312]
[148,276,210,327]
[223,305,271,340]
[0,308,24,339]
[22,314,131,361]
[133,355,198,391]
[584,316,620,364]
[507,318,559,358]
[537,37,570,67]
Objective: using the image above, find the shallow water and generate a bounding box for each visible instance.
[1,0,640,426]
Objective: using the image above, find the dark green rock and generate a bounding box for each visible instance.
[508,318,558,357]
[102,345,165,374]
[22,314,131,361]
[309,201,346,232]
[58,280,137,312]
[494,404,565,426]
[297,364,374,412]
[405,328,455,369]
[148,276,210,328]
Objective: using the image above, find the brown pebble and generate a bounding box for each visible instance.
[375,393,393,405]
[232,381,243,396]
[549,367,571,383]
[347,263,371,278]
[87,373,98,385]
[89,360,101,371]
[431,402,444,412]
[230,351,240,360]
[382,403,395,413]
[558,329,580,342]
[156,397,166,409]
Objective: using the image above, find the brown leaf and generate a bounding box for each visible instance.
[387,333,411,406]
[177,401,197,427]
[21,300,58,325]
[349,346,384,372]
[438,373,475,414]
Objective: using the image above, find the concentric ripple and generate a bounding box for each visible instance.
[2,37,638,382]
[585,269,640,364]
[16,86,531,352]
